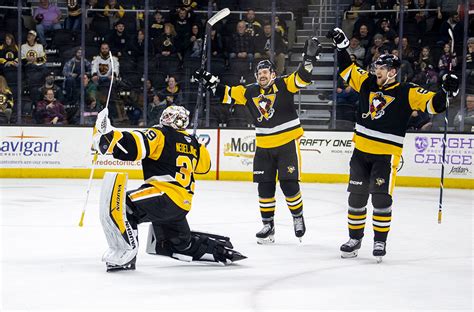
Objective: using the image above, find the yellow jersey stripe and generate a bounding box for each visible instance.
[259,197,276,203]
[285,192,301,202]
[129,186,163,201]
[260,207,276,212]
[256,127,304,148]
[130,131,144,160]
[288,202,303,210]
[353,133,403,156]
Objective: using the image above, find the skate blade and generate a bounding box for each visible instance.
[375,256,383,263]
[298,237,303,243]
[257,235,275,245]
[106,264,136,272]
[341,250,358,258]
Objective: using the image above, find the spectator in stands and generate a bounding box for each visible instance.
[34,0,62,47]
[210,29,225,59]
[155,23,178,58]
[63,48,91,103]
[21,30,46,69]
[438,42,457,78]
[107,20,130,58]
[437,0,461,21]
[150,10,165,42]
[254,23,287,75]
[35,88,66,124]
[413,63,439,91]
[65,0,82,31]
[127,29,153,61]
[342,0,372,36]
[411,0,431,35]
[391,49,414,82]
[401,37,416,63]
[375,18,397,43]
[374,0,397,22]
[274,16,288,45]
[244,9,262,37]
[103,0,125,27]
[185,24,203,58]
[364,34,385,67]
[121,89,142,126]
[453,94,474,132]
[336,76,358,107]
[158,75,182,109]
[407,110,432,131]
[0,75,14,124]
[91,42,120,86]
[439,11,461,44]
[466,37,474,78]
[36,73,64,103]
[413,46,435,72]
[347,36,365,65]
[0,33,19,72]
[82,73,102,125]
[146,92,167,127]
[229,21,254,63]
[354,24,372,50]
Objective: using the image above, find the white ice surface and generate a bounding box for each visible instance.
[1,179,472,311]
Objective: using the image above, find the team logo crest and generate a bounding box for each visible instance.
[26,50,38,59]
[362,92,395,120]
[287,165,296,174]
[99,63,109,75]
[253,94,276,122]
[375,178,385,186]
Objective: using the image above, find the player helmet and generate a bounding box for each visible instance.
[373,54,401,70]
[160,105,190,130]
[255,59,276,76]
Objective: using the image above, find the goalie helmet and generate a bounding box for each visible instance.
[160,105,190,130]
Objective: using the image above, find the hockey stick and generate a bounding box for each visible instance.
[79,51,116,227]
[192,8,230,136]
[438,28,454,224]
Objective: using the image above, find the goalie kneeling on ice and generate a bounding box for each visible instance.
[146,224,247,264]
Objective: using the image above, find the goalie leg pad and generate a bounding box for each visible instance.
[100,172,138,266]
[146,224,246,264]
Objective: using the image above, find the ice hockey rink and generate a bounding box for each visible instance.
[1,178,472,311]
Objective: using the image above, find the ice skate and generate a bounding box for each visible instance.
[373,241,386,263]
[293,215,306,242]
[106,256,136,272]
[256,222,275,244]
[340,238,362,258]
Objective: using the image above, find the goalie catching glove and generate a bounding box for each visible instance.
[192,69,220,95]
[92,107,123,155]
[326,27,349,50]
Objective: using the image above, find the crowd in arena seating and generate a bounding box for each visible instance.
[0,0,472,132]
[0,0,295,127]
[337,0,474,132]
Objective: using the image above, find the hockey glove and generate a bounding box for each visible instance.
[441,73,459,97]
[326,27,349,50]
[302,36,322,65]
[192,69,220,95]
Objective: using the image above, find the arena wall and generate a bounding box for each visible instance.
[0,126,472,189]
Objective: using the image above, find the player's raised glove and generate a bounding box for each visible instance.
[192,69,220,94]
[441,73,459,97]
[303,36,322,65]
[326,27,349,50]
[93,107,117,155]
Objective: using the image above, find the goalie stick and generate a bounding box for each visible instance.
[192,8,230,136]
[79,51,116,227]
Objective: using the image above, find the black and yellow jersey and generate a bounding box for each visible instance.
[215,65,312,148]
[0,88,14,111]
[338,50,448,156]
[106,125,211,211]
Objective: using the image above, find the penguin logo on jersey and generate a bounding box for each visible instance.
[362,92,395,120]
[287,165,296,174]
[253,94,276,122]
[375,178,385,186]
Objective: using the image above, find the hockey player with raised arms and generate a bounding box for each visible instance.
[326,27,459,262]
[194,37,322,244]
[93,105,246,271]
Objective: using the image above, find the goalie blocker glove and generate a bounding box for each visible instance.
[441,73,459,98]
[326,27,349,50]
[302,36,322,66]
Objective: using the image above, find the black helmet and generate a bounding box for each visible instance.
[373,54,401,70]
[255,59,276,74]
